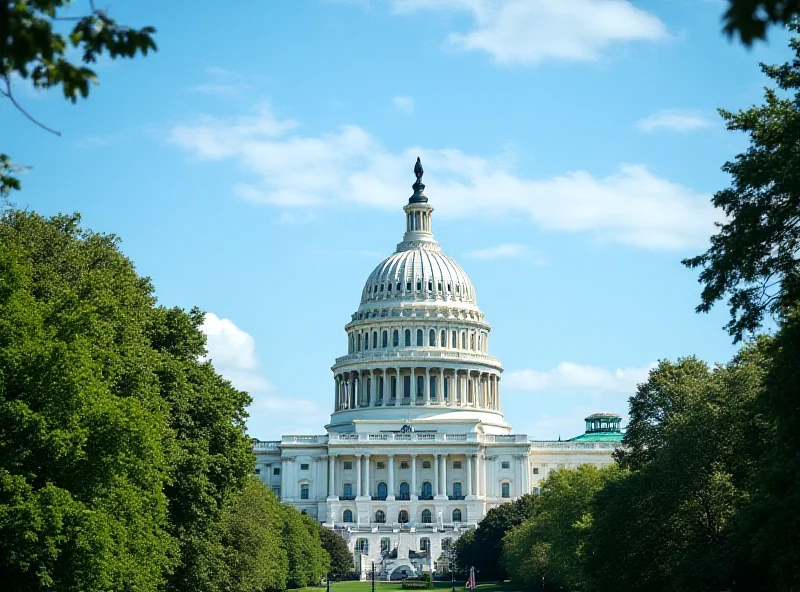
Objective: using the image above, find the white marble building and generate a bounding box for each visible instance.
[253,160,622,580]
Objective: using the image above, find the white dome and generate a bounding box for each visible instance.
[360,246,476,307]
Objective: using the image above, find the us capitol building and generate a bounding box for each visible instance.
[253,159,623,580]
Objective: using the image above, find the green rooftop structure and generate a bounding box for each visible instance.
[566,413,625,443]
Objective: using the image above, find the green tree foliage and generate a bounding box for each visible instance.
[503,466,617,592]
[0,1,156,195]
[723,1,800,45]
[0,210,257,591]
[282,509,330,588]
[218,477,288,592]
[585,347,772,592]
[318,523,354,579]
[454,494,536,581]
[0,211,176,591]
[683,23,800,342]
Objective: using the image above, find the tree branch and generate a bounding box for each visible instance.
[1,76,62,137]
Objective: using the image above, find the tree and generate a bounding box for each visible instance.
[0,211,176,591]
[454,494,537,581]
[683,24,800,342]
[0,1,156,195]
[503,466,617,592]
[722,1,800,45]
[218,478,288,592]
[318,524,354,580]
[282,509,329,589]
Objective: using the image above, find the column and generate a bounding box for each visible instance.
[335,375,340,411]
[410,367,416,405]
[475,453,481,498]
[433,454,439,497]
[441,368,446,405]
[395,367,400,405]
[497,376,501,410]
[355,454,362,497]
[387,454,396,501]
[364,454,371,498]
[382,369,388,407]
[424,368,430,405]
[371,371,377,407]
[441,453,448,497]
[280,457,289,499]
[411,454,418,500]
[466,454,474,497]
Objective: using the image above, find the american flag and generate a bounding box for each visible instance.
[466,566,477,590]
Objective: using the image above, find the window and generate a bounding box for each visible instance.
[376,482,388,500]
[403,375,411,398]
[254,468,260,475]
[393,330,399,347]
[382,331,388,347]
[442,538,452,551]
[375,510,386,523]
[422,460,431,469]
[377,461,386,470]
[416,329,423,346]
[429,329,436,346]
[452,509,462,523]
[428,280,433,291]
[387,283,392,293]
[470,334,475,350]
[300,484,309,499]
[364,334,369,350]
[453,461,462,469]
[452,482,462,497]
[400,461,409,469]
[430,376,436,400]
[452,331,457,348]
[421,481,433,499]
[343,509,353,523]
[399,510,409,524]
[300,463,309,471]
[344,461,353,470]
[417,281,422,291]
[417,375,424,398]
[381,538,391,554]
[501,482,510,498]
[273,467,281,476]
[441,330,447,347]
[420,538,430,553]
[422,509,432,523]
[444,377,449,400]
[399,482,410,500]
[373,332,378,349]
[343,483,353,499]
[501,460,510,469]
[355,538,369,554]
[357,335,361,351]
[533,468,539,475]
[462,332,466,349]
[391,376,397,399]
[273,487,280,497]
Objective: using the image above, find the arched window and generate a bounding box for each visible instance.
[471,333,475,350]
[429,329,436,346]
[452,331,457,349]
[501,482,511,498]
[422,460,431,469]
[393,329,399,347]
[376,482,388,500]
[452,482,462,498]
[373,331,378,349]
[452,509,462,522]
[399,481,410,500]
[343,509,353,523]
[357,334,361,352]
[300,484,310,500]
[422,509,432,523]
[375,510,386,523]
[364,334,369,350]
[416,329,423,346]
[441,330,447,347]
[343,483,353,499]
[398,510,409,524]
[404,329,411,346]
[462,332,467,349]
[382,331,388,348]
[421,481,433,499]
[349,334,354,353]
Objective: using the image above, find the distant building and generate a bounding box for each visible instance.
[253,162,623,580]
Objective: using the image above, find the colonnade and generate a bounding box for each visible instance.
[326,452,485,500]
[333,368,500,411]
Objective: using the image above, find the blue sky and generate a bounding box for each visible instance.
[6,0,792,440]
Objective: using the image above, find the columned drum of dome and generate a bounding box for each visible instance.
[329,160,507,434]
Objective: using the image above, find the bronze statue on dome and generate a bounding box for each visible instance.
[414,157,423,184]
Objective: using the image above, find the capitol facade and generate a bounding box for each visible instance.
[253,160,623,580]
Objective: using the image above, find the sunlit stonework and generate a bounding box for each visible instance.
[253,160,623,580]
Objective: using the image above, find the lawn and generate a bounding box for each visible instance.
[289,582,519,592]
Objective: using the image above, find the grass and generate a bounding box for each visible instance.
[289,582,520,592]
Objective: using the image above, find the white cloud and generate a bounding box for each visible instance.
[393,95,415,112]
[390,0,668,65]
[167,104,720,250]
[504,361,656,394]
[466,243,547,264]
[200,312,325,439]
[636,109,713,133]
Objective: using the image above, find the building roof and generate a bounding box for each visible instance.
[566,431,625,442]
